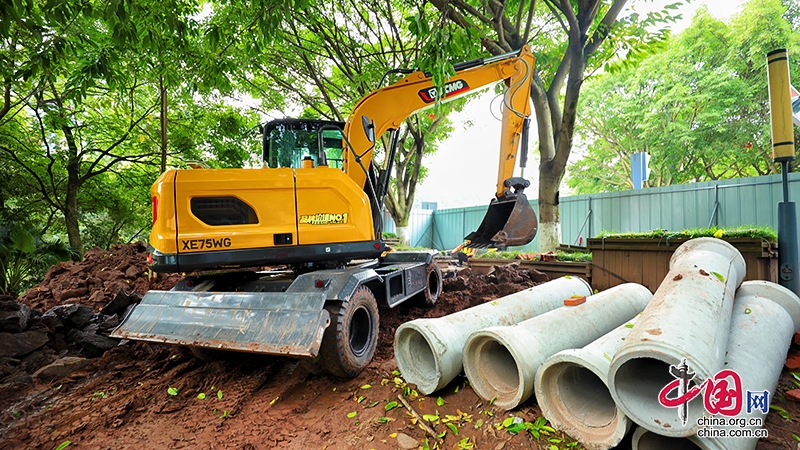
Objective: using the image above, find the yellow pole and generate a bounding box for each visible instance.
[767,48,800,296]
[767,48,796,161]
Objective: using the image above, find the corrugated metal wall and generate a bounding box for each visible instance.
[386,173,800,251]
[561,173,800,246]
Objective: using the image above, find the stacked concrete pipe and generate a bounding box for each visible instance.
[534,316,640,450]
[630,281,800,450]
[462,283,653,410]
[394,276,592,394]
[608,238,746,437]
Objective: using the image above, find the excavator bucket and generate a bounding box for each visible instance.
[110,290,330,357]
[465,193,538,248]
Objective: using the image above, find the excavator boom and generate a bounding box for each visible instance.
[343,46,537,248]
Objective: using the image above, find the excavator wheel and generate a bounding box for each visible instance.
[319,285,379,378]
[415,261,442,307]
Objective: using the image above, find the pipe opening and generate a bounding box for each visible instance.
[557,365,616,428]
[614,358,704,431]
[396,327,438,385]
[476,340,519,394]
[636,431,701,450]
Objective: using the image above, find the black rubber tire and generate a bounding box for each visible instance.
[416,261,443,307]
[318,286,379,378]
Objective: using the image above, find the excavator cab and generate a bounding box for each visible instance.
[263,119,346,169]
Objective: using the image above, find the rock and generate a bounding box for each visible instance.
[0,330,49,357]
[55,287,89,302]
[97,314,119,332]
[87,289,106,305]
[37,314,64,332]
[0,296,30,332]
[786,353,800,371]
[44,304,78,320]
[32,356,93,382]
[443,276,469,292]
[67,329,119,355]
[395,433,418,450]
[528,269,549,284]
[97,269,125,282]
[44,304,94,328]
[20,348,57,374]
[101,289,141,316]
[124,265,140,278]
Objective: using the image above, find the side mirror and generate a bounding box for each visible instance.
[362,115,376,143]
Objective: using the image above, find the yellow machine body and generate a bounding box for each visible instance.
[149,165,379,272]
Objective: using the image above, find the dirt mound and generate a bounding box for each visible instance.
[19,243,182,312]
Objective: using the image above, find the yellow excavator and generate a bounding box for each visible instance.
[111,46,538,377]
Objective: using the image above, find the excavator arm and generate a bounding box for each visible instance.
[343,46,537,248]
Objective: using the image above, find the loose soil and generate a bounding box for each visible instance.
[1,245,799,450]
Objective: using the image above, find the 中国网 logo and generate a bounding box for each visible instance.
[657,358,770,439]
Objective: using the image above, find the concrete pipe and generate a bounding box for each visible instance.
[684,281,800,450]
[463,283,652,410]
[632,427,701,450]
[534,316,639,450]
[608,238,745,437]
[394,276,591,395]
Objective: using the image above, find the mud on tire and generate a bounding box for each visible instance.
[319,285,379,378]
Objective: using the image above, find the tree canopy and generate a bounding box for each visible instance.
[568,0,800,194]
[414,0,681,250]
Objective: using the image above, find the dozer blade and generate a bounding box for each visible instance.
[465,193,538,248]
[110,290,330,358]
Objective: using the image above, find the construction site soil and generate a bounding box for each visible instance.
[1,243,799,450]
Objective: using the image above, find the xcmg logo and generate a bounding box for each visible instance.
[418,79,470,103]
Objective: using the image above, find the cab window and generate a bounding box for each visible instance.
[266,123,344,169]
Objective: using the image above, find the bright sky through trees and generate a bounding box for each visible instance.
[416,0,748,210]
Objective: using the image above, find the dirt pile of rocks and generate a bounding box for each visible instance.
[19,242,182,312]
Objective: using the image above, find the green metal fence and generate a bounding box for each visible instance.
[388,173,800,251]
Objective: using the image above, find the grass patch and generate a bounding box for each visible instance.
[476,250,592,262]
[595,225,776,241]
[392,244,431,251]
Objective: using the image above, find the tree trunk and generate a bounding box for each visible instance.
[160,75,168,173]
[62,120,83,259]
[538,161,561,252]
[64,166,83,259]
[396,225,409,246]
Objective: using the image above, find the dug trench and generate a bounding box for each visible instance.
[0,243,798,450]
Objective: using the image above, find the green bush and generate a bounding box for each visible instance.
[595,225,776,241]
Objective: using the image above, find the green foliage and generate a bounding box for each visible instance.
[569,0,800,194]
[0,222,74,296]
[595,225,777,241]
[476,250,592,262]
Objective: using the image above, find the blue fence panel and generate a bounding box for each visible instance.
[400,173,800,252]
